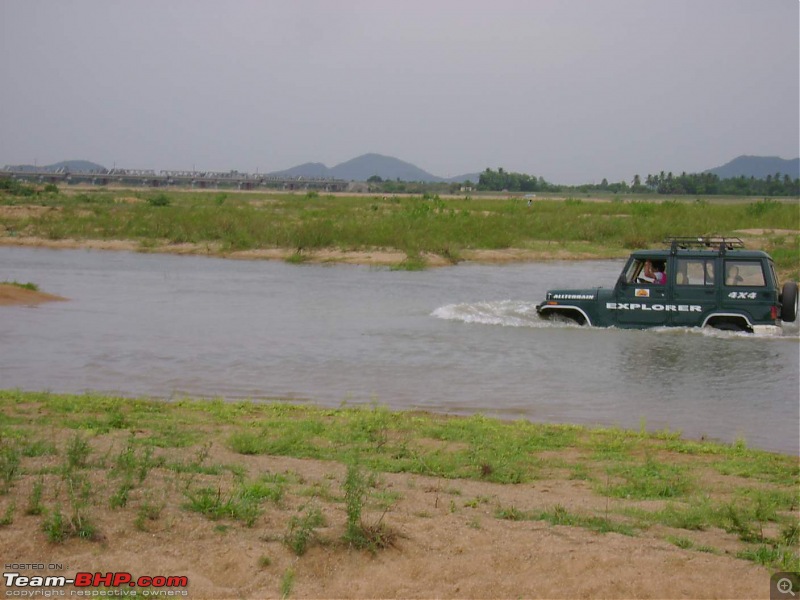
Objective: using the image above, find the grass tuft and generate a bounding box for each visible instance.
[601,457,693,499]
[284,503,325,556]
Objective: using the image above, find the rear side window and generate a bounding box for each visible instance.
[724,261,765,287]
[675,258,715,286]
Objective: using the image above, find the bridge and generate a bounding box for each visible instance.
[0,167,350,192]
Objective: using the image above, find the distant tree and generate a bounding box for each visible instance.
[367,175,383,183]
[477,167,554,192]
[640,169,797,196]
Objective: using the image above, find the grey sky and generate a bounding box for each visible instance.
[1,0,797,184]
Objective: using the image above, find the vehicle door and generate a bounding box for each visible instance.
[720,259,775,324]
[614,257,671,327]
[671,256,717,327]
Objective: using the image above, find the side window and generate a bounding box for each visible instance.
[675,259,692,285]
[626,258,666,284]
[676,259,715,286]
[725,261,765,287]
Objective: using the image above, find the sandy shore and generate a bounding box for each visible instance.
[3,453,772,599]
[0,236,609,307]
[0,405,783,600]
[0,282,66,305]
[0,235,612,267]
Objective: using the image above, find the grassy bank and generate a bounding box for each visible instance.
[1,390,797,574]
[0,280,38,291]
[0,188,797,277]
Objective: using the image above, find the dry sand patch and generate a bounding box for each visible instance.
[0,283,66,306]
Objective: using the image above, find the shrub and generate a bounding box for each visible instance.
[746,198,780,216]
[147,193,171,207]
[284,504,324,555]
[0,444,21,493]
[342,461,397,552]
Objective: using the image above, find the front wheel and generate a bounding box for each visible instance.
[538,308,587,326]
[780,282,798,322]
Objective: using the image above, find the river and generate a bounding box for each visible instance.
[1,246,797,454]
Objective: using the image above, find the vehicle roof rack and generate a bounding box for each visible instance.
[664,236,745,255]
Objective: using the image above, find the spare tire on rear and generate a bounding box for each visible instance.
[780,281,798,322]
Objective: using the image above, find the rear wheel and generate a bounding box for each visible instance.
[711,322,747,332]
[780,282,798,322]
[706,316,751,333]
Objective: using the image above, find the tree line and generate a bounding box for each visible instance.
[476,168,799,196]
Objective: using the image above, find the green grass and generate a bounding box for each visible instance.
[737,545,800,572]
[0,389,797,570]
[183,485,262,527]
[601,457,694,499]
[283,504,325,556]
[0,443,20,493]
[25,478,44,516]
[134,496,164,531]
[280,567,295,599]
[620,500,717,531]
[1,280,39,291]
[495,503,637,536]
[1,189,797,276]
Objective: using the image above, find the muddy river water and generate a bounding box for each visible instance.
[2,246,797,454]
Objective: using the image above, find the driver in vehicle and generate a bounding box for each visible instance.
[643,260,666,284]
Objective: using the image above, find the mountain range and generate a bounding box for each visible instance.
[5,160,107,173]
[266,153,481,183]
[703,155,799,179]
[5,154,798,183]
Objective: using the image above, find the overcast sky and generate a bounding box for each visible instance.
[1,0,797,184]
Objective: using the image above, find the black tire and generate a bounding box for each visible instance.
[781,282,798,322]
[539,308,587,326]
[708,318,749,332]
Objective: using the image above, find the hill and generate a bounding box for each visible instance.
[331,153,439,182]
[704,155,799,179]
[268,153,480,183]
[4,160,107,173]
[273,162,331,178]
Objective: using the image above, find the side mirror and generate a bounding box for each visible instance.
[617,274,628,288]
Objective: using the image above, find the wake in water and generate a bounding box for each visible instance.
[431,300,574,328]
[432,300,800,339]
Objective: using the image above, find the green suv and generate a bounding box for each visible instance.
[536,237,798,333]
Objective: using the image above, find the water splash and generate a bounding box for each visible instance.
[431,300,575,328]
[432,300,799,340]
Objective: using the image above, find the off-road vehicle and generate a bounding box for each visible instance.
[536,237,798,333]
